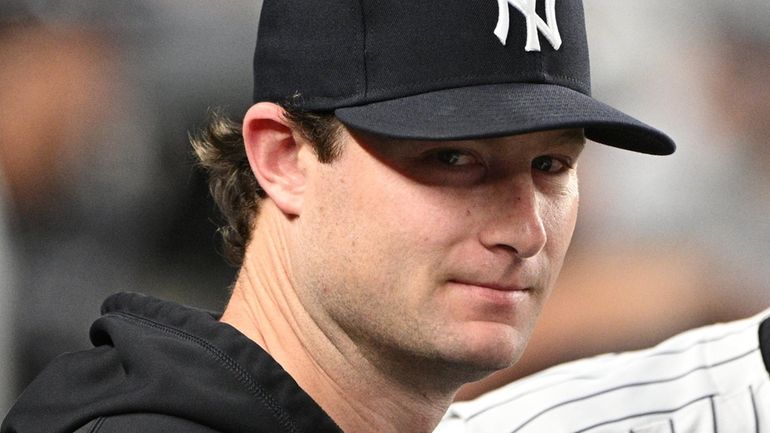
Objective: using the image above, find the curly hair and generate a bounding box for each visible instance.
[191,104,342,266]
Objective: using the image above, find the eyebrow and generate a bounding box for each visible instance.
[541,129,586,153]
[556,129,586,144]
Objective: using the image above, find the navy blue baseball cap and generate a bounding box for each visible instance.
[252,0,675,155]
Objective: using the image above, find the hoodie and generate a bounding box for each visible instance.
[1,292,343,433]
[762,316,770,375]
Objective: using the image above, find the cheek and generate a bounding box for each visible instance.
[552,193,579,244]
[344,171,469,252]
[302,163,440,284]
[541,184,580,273]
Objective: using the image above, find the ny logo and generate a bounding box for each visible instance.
[494,0,562,52]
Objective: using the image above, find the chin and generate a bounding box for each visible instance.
[439,352,522,386]
[466,346,524,371]
[441,328,529,378]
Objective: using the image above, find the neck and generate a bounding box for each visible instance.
[220,202,454,433]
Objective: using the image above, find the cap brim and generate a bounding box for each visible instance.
[335,83,675,155]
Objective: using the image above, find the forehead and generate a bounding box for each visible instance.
[343,127,586,155]
[466,128,586,149]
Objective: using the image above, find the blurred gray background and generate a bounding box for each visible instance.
[1,0,769,412]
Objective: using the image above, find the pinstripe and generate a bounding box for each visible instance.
[436,310,770,433]
[502,348,758,432]
[560,394,713,433]
[464,321,759,420]
[750,385,760,433]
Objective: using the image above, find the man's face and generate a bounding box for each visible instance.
[291,126,584,378]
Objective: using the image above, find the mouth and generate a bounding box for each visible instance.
[449,279,530,292]
[447,279,532,305]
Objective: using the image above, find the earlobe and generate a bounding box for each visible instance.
[242,102,306,216]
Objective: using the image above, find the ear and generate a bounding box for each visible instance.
[242,102,306,216]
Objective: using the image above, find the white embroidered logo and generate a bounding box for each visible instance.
[494,0,562,52]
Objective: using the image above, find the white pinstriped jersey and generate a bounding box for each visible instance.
[435,308,770,433]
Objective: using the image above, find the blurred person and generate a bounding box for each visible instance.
[0,13,23,416]
[0,19,131,394]
[0,0,261,399]
[2,1,675,432]
[700,0,770,300]
[2,0,261,397]
[0,18,116,414]
[574,0,770,304]
[0,25,110,214]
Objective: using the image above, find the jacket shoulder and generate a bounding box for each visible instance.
[72,414,221,433]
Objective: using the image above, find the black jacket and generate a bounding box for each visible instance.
[1,293,343,433]
[762,316,770,375]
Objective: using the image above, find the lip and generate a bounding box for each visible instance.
[449,279,530,292]
[447,279,532,307]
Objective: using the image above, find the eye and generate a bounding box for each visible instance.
[532,155,571,173]
[434,149,479,167]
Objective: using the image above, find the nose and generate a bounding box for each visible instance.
[478,177,547,259]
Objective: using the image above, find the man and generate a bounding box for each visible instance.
[1,1,673,432]
[435,308,770,432]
